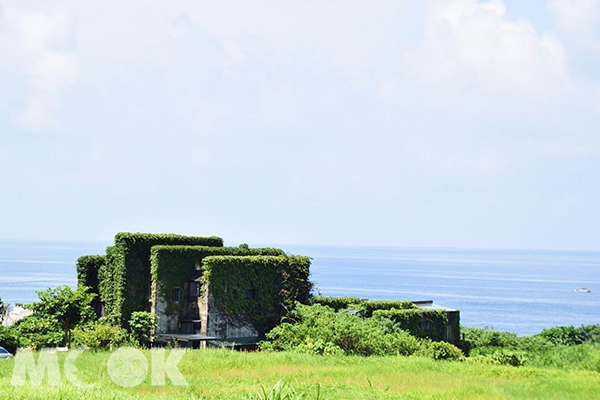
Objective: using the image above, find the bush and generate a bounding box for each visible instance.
[72,321,129,349]
[261,303,423,356]
[427,342,464,361]
[17,315,64,350]
[540,326,588,346]
[129,312,159,347]
[20,285,96,346]
[462,327,519,350]
[491,351,528,367]
[0,326,19,354]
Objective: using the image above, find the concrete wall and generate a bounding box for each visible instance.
[200,283,258,339]
[150,280,178,333]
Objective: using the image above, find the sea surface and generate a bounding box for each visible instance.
[1,240,599,336]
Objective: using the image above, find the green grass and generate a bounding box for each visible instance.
[0,349,599,399]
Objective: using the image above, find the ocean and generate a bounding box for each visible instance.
[1,240,598,336]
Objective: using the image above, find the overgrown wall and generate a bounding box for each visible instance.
[75,255,105,295]
[202,255,312,335]
[99,233,223,324]
[373,308,460,344]
[150,245,286,323]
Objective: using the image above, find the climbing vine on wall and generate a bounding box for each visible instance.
[202,255,312,335]
[76,255,105,295]
[373,309,452,342]
[95,233,223,325]
[149,245,286,316]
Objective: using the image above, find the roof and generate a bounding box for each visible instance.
[413,300,456,311]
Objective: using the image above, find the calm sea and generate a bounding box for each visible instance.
[1,240,599,336]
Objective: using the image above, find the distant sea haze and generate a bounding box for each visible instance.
[0,240,599,336]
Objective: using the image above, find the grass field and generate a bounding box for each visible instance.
[0,349,599,399]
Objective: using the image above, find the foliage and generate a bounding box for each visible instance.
[0,297,7,323]
[261,303,423,356]
[72,320,129,350]
[76,255,105,295]
[150,245,286,316]
[373,308,452,342]
[310,296,362,311]
[0,326,18,354]
[462,327,520,355]
[203,255,312,335]
[20,285,96,345]
[128,311,159,347]
[358,300,416,317]
[539,325,588,346]
[99,232,223,325]
[16,315,64,349]
[491,352,528,367]
[464,325,600,371]
[426,341,464,361]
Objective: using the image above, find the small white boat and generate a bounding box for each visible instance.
[574,288,591,293]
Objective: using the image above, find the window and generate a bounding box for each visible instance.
[188,282,200,297]
[172,288,181,303]
[419,320,431,330]
[245,288,257,300]
[180,321,201,334]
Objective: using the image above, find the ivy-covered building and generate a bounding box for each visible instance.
[77,233,312,346]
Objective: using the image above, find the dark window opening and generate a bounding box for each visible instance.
[180,321,201,334]
[188,282,200,297]
[245,288,257,300]
[172,288,181,303]
[419,320,431,330]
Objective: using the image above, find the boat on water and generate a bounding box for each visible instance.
[574,288,591,293]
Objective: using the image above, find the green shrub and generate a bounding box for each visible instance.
[0,326,19,354]
[19,285,96,346]
[17,315,64,349]
[462,327,520,350]
[129,311,159,347]
[491,351,528,367]
[540,326,588,346]
[261,303,423,356]
[581,325,600,343]
[427,341,463,361]
[72,321,129,349]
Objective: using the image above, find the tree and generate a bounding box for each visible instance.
[21,285,96,346]
[0,296,7,323]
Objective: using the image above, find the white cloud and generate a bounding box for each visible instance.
[0,3,79,130]
[547,0,600,53]
[411,0,566,95]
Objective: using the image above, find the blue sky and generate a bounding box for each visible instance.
[0,0,599,250]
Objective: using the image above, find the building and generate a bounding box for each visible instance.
[77,233,312,348]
